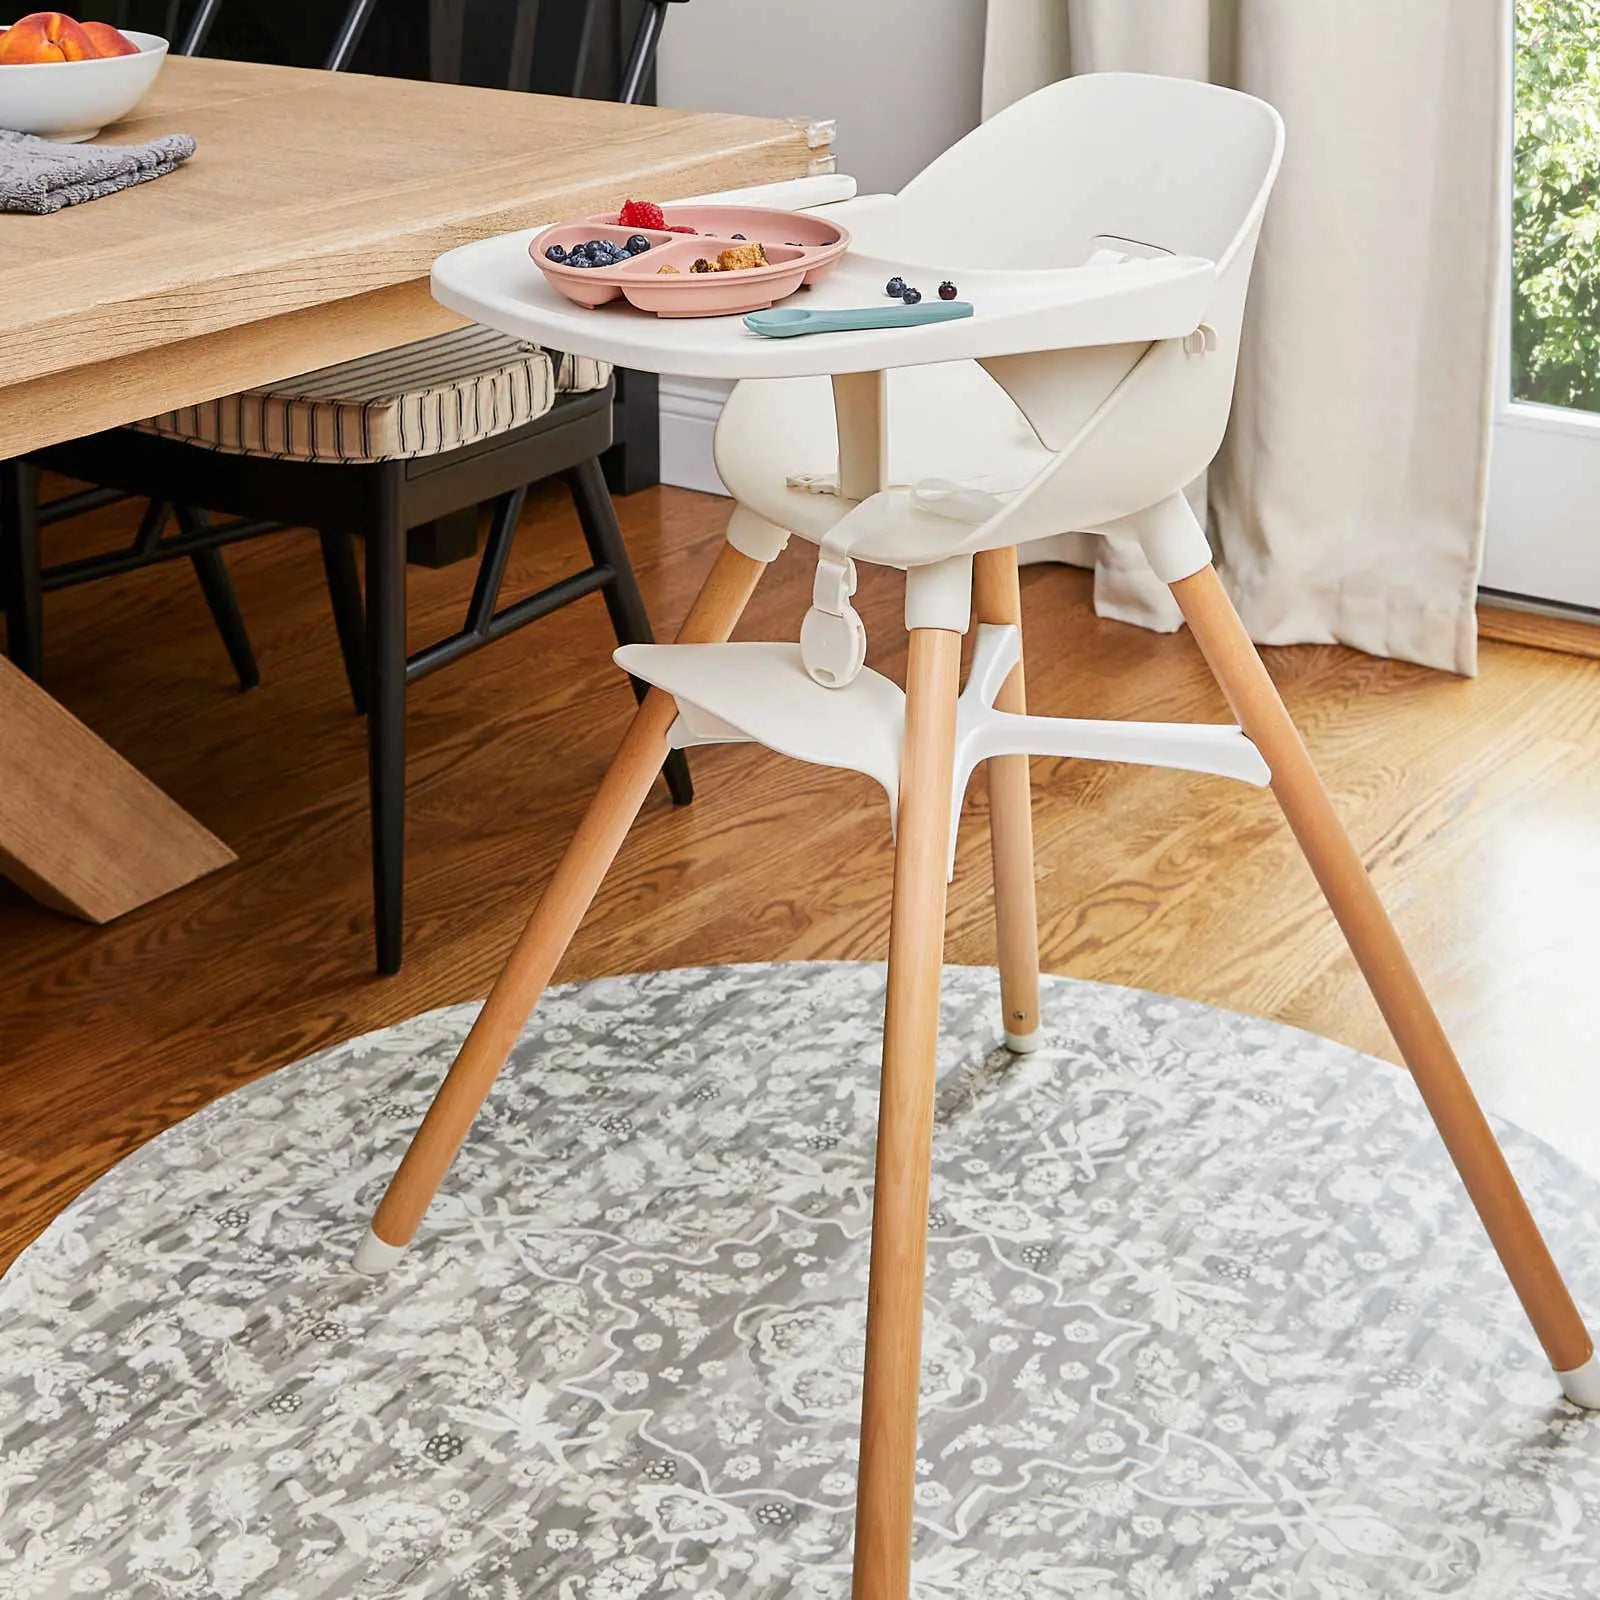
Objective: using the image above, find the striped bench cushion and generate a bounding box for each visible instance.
[132,328,612,466]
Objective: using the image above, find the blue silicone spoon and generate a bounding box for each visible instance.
[744,301,974,338]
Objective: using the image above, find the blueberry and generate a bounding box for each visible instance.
[568,256,591,268]
[545,243,568,263]
[938,281,957,300]
[732,233,747,240]
[885,276,906,298]
[902,286,923,305]
[627,234,651,253]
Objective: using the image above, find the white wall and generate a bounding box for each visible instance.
[655,0,988,491]
[658,0,987,198]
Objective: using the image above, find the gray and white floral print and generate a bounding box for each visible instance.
[1,963,1597,1598]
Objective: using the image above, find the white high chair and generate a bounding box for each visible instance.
[353,73,1600,1600]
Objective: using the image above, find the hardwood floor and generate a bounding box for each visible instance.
[4,482,1600,1272]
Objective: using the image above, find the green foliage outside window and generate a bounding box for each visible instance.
[1514,0,1600,413]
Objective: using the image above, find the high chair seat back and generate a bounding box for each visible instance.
[871,72,1281,273]
[714,73,1285,573]
[967,75,1284,555]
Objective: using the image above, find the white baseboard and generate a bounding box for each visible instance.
[660,377,732,497]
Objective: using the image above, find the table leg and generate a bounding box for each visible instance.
[0,659,234,921]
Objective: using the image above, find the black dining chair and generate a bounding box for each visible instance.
[0,0,694,975]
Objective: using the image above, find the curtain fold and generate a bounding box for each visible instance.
[985,0,1507,674]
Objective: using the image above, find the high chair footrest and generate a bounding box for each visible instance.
[618,630,1271,875]
[615,642,906,812]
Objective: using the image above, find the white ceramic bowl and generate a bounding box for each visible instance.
[0,29,167,144]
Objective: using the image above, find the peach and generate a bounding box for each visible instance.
[0,12,97,63]
[80,19,138,56]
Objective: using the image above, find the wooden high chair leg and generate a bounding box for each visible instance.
[354,542,771,1273]
[972,547,1041,1051]
[1172,565,1599,1394]
[852,626,963,1600]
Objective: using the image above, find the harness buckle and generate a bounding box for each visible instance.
[801,552,867,687]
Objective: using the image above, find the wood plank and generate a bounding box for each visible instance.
[4,486,1599,1274]
[0,659,234,922]
[0,58,826,389]
[1478,602,1600,661]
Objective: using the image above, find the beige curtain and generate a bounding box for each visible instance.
[985,0,1508,674]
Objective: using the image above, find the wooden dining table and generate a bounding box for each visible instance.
[0,54,825,923]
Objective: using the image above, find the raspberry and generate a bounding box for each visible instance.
[619,198,665,230]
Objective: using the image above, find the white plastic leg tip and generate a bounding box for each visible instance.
[1004,1030,1041,1055]
[352,1227,407,1277]
[1556,1354,1600,1409]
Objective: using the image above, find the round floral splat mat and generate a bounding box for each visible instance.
[2,963,1598,1599]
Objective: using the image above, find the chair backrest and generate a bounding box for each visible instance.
[712,73,1281,578]
[910,74,1284,547]
[896,72,1281,273]
[168,0,375,69]
[170,0,676,102]
[714,73,1283,563]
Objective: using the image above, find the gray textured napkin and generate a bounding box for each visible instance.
[0,128,195,214]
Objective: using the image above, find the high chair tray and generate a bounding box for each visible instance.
[432,224,1218,380]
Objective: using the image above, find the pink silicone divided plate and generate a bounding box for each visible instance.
[529,205,851,318]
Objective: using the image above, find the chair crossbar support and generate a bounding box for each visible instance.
[465,487,528,636]
[38,515,285,592]
[132,499,171,557]
[405,563,613,684]
[37,486,128,527]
